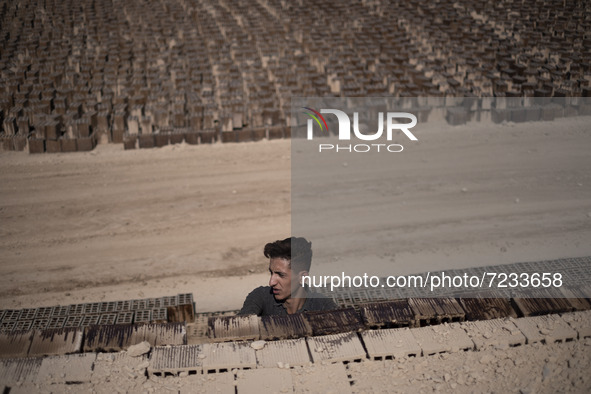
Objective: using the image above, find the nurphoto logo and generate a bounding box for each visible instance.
[302,107,418,153]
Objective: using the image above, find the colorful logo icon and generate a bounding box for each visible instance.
[302,107,328,133]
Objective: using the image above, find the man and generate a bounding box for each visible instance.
[238,237,337,316]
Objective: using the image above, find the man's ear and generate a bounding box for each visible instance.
[298,270,309,285]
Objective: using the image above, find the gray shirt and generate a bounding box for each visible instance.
[238,286,338,316]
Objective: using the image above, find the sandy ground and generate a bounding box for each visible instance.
[1,116,591,312]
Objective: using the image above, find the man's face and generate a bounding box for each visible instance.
[268,257,293,301]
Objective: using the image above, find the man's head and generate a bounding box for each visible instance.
[265,237,312,301]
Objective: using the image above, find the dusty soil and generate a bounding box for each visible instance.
[1,116,591,312]
[0,140,290,311]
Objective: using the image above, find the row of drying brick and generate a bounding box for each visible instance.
[149,311,591,376]
[121,126,290,150]
[0,293,193,319]
[0,125,292,153]
[3,290,587,360]
[0,293,195,333]
[447,102,591,125]
[324,256,591,304]
[0,309,165,332]
[2,310,587,389]
[0,322,187,360]
[205,290,591,343]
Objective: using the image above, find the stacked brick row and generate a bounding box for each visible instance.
[1,0,590,153]
[0,293,194,333]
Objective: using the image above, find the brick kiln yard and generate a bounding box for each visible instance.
[1,117,591,392]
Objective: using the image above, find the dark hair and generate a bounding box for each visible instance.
[264,237,312,273]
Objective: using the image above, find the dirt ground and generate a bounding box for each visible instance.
[1,116,591,312]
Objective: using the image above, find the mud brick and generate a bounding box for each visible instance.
[152,308,168,323]
[561,311,591,339]
[236,128,253,142]
[221,130,236,143]
[31,318,50,330]
[177,294,193,305]
[59,137,77,152]
[115,301,132,312]
[282,126,291,138]
[77,119,91,137]
[132,300,148,310]
[123,134,137,150]
[360,300,417,328]
[513,315,577,344]
[68,304,85,315]
[80,315,100,327]
[13,134,27,151]
[254,338,311,368]
[28,327,83,356]
[459,298,518,321]
[185,131,199,144]
[560,287,591,311]
[28,137,45,153]
[77,135,96,151]
[0,356,43,384]
[111,128,125,143]
[47,316,67,329]
[0,321,16,333]
[268,126,283,140]
[99,302,117,314]
[44,121,59,140]
[154,132,169,147]
[116,312,134,325]
[167,304,195,323]
[491,108,509,123]
[169,130,185,144]
[362,328,421,360]
[162,296,178,307]
[148,344,204,376]
[446,107,468,125]
[512,289,575,317]
[45,139,61,153]
[304,308,364,336]
[525,106,541,121]
[510,108,527,123]
[208,315,260,342]
[84,303,101,315]
[201,341,256,373]
[252,127,266,141]
[411,323,474,355]
[462,318,525,350]
[35,307,54,319]
[259,313,312,340]
[201,129,218,143]
[307,332,367,364]
[135,310,152,324]
[52,306,69,317]
[1,135,13,151]
[541,105,556,121]
[98,313,118,325]
[21,309,38,320]
[0,331,34,358]
[563,106,579,117]
[409,298,465,326]
[15,320,33,331]
[138,134,155,148]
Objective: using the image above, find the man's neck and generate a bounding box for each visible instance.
[282,287,308,314]
[283,296,306,314]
